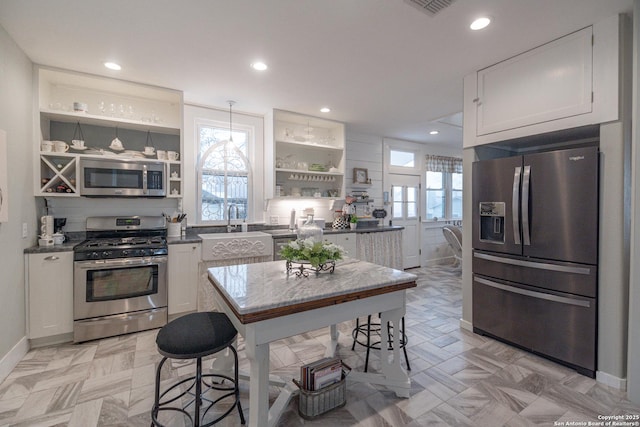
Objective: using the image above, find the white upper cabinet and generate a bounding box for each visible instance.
[38,67,182,133]
[35,67,184,197]
[464,14,625,147]
[267,109,346,200]
[476,27,593,136]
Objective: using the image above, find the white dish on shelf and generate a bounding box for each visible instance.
[109,145,125,151]
[119,151,145,158]
[70,145,87,151]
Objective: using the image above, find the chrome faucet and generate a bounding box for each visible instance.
[227,204,239,232]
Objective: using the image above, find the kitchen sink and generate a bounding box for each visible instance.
[199,232,273,261]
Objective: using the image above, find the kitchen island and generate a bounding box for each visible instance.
[207,258,417,427]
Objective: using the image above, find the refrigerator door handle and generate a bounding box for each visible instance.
[512,167,522,245]
[473,251,593,275]
[522,165,531,246]
[475,276,591,308]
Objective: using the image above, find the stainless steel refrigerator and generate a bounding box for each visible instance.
[472,145,598,377]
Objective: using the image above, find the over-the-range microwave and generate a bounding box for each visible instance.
[79,158,166,197]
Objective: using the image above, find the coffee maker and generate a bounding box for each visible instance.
[54,217,66,234]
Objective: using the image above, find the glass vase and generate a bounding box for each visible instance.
[297,214,323,242]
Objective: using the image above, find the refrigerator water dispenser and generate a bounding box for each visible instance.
[479,202,505,243]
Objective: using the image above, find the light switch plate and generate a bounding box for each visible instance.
[270,216,279,225]
[22,223,28,238]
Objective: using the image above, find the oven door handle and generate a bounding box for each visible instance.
[142,164,148,195]
[75,256,167,269]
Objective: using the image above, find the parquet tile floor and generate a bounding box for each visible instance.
[1,264,638,426]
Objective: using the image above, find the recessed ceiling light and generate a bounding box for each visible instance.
[320,107,331,113]
[470,16,491,30]
[104,62,121,71]
[429,130,439,135]
[251,62,268,71]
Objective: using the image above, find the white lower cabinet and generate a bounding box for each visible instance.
[168,243,200,315]
[27,252,74,339]
[324,233,357,259]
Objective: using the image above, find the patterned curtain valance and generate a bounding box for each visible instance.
[425,155,462,173]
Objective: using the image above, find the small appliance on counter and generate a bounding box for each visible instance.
[53,217,66,233]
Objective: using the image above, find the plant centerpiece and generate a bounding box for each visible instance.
[280,238,345,277]
[349,215,358,230]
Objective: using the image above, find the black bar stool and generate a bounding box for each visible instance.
[351,315,410,372]
[151,312,245,426]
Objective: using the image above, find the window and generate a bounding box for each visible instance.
[425,171,444,220]
[392,182,419,220]
[424,155,462,220]
[197,123,251,223]
[389,150,415,168]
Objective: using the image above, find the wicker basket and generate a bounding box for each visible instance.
[293,368,349,419]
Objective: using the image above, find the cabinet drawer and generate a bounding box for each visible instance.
[473,274,595,374]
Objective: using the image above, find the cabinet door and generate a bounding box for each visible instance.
[168,243,200,315]
[27,252,74,339]
[334,233,357,259]
[476,27,592,136]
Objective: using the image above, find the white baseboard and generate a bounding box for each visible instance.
[459,318,473,332]
[0,336,28,383]
[597,370,627,390]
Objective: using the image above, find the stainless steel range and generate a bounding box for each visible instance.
[73,216,168,342]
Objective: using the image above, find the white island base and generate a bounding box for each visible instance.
[207,259,416,427]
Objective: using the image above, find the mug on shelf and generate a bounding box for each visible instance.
[156,150,167,160]
[167,151,179,161]
[144,146,155,155]
[53,141,69,152]
[41,140,53,152]
[71,139,85,149]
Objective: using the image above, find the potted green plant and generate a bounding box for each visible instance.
[349,215,358,230]
[279,238,345,277]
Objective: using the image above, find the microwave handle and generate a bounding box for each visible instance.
[142,164,148,194]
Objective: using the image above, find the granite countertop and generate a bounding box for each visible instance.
[24,241,80,254]
[264,225,403,239]
[207,258,417,323]
[25,225,404,252]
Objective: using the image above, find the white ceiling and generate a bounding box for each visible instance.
[0,0,633,147]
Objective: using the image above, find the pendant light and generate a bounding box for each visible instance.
[227,100,235,143]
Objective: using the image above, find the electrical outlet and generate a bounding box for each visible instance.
[270,216,279,225]
[22,223,28,238]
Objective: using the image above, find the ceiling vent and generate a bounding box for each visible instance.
[404,0,455,17]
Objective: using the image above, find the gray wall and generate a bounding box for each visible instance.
[0,25,37,363]
[626,0,640,404]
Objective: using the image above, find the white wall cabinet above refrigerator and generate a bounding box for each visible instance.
[476,26,593,136]
[464,14,625,148]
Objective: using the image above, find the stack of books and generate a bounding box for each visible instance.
[300,357,343,391]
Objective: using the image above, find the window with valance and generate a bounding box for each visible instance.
[425,155,463,220]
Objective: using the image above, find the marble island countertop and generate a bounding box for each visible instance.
[207,258,417,324]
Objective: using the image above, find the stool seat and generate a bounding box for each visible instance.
[151,311,245,426]
[156,312,237,359]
